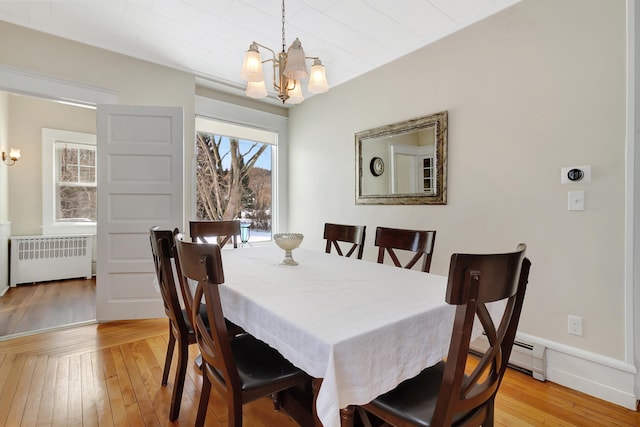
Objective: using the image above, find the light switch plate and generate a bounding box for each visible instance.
[568,191,585,211]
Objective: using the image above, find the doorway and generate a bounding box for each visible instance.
[0,91,98,339]
[0,63,115,338]
[1,67,182,327]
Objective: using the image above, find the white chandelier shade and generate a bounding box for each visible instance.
[283,38,308,81]
[308,59,329,94]
[284,80,304,105]
[240,43,264,82]
[245,80,268,99]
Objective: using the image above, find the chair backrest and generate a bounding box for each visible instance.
[374,226,436,272]
[190,220,241,248]
[173,233,241,390]
[431,244,531,426]
[149,226,189,333]
[324,223,367,259]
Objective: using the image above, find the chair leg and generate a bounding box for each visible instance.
[228,393,243,427]
[482,398,495,426]
[356,407,373,427]
[195,372,212,427]
[168,337,189,421]
[271,392,281,410]
[162,325,176,385]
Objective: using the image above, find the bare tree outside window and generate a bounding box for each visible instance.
[195,132,272,237]
[56,144,97,222]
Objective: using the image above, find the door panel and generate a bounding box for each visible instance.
[96,105,183,321]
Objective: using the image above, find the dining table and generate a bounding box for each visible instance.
[218,244,456,427]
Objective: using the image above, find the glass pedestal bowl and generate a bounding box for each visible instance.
[273,233,304,266]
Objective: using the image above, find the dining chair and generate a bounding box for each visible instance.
[190,219,241,248]
[174,233,310,427]
[174,231,245,340]
[359,244,531,427]
[374,226,436,272]
[149,226,197,421]
[324,222,367,259]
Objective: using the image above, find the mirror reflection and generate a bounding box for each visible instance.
[355,111,448,205]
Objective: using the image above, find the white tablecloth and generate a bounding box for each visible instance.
[219,245,455,427]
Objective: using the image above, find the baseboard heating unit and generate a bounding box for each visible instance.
[9,235,93,286]
[470,333,546,381]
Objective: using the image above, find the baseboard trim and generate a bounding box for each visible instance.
[0,319,98,342]
[517,332,638,410]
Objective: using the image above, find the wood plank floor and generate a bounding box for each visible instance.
[0,319,300,427]
[0,318,638,426]
[0,278,96,338]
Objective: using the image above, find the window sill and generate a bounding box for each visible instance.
[42,223,97,236]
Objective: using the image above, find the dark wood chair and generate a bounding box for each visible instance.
[174,231,246,341]
[174,233,310,427]
[360,244,531,427]
[190,220,241,248]
[149,226,196,421]
[324,222,367,259]
[374,226,436,272]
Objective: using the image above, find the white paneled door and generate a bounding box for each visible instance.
[96,105,183,321]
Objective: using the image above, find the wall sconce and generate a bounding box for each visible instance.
[2,148,21,166]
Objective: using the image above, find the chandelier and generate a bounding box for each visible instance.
[240,0,329,104]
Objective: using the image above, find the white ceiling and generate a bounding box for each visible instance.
[0,0,521,105]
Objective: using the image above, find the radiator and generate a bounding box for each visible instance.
[470,333,546,381]
[9,235,93,286]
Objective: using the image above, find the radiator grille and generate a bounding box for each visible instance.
[10,235,93,286]
[17,237,88,260]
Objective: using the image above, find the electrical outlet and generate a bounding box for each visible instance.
[568,315,583,336]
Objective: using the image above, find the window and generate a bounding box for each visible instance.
[194,117,275,243]
[195,96,288,238]
[42,128,97,235]
[56,143,96,221]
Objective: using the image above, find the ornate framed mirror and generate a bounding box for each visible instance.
[355,111,448,205]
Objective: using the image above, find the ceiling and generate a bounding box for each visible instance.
[0,0,520,106]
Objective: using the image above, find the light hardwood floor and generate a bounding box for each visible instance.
[0,278,96,338]
[0,318,638,426]
[0,319,301,427]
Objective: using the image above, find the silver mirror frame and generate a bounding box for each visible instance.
[355,111,448,205]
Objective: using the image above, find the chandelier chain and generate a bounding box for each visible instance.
[281,0,286,53]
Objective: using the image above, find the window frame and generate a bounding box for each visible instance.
[194,96,289,236]
[42,128,97,235]
[194,119,276,239]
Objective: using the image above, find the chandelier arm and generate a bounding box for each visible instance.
[252,42,277,59]
[273,63,281,92]
[261,57,278,92]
